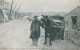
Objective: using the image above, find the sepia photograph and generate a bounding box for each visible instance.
[0,0,80,50]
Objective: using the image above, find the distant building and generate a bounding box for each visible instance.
[50,14,64,20]
[64,6,80,29]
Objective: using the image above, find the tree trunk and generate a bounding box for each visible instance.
[9,0,13,20]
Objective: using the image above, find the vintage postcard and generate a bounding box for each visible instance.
[0,0,80,50]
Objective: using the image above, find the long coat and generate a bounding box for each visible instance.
[30,19,42,39]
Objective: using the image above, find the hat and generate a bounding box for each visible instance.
[33,16,38,18]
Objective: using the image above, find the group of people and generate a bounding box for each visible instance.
[30,15,64,47]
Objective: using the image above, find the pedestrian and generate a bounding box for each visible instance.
[71,16,78,29]
[74,16,78,29]
[71,16,74,29]
[30,16,43,47]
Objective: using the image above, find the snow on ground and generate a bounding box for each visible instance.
[0,19,79,50]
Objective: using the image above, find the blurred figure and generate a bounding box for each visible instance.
[71,16,78,29]
[30,16,43,47]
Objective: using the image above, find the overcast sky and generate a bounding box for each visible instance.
[6,0,80,12]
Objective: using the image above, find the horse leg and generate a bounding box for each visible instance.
[44,31,48,44]
[49,32,52,46]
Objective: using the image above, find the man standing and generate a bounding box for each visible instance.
[30,16,43,47]
[71,16,78,29]
[71,16,74,29]
[74,16,78,29]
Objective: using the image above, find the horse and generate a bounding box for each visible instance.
[40,15,54,46]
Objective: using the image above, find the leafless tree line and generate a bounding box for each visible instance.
[0,0,21,20]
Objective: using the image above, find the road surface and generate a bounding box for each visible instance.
[0,19,79,50]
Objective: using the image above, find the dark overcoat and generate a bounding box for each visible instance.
[30,19,42,39]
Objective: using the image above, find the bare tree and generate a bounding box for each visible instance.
[0,0,4,5]
[11,2,20,19]
[8,0,13,20]
[15,4,21,19]
[9,0,21,19]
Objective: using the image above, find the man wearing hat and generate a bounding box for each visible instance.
[30,16,43,46]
